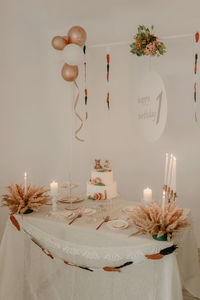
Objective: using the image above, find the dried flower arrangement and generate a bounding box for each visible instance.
[130,25,166,57]
[2,184,51,215]
[130,202,190,241]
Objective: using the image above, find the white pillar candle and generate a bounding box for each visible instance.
[50,181,58,195]
[50,181,58,215]
[143,188,152,204]
[24,172,27,194]
[171,157,176,193]
[162,190,166,213]
[164,153,169,186]
[167,154,173,189]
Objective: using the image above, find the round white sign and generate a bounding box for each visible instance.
[136,71,167,142]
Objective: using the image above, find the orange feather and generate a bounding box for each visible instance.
[10,215,20,231]
[145,253,164,260]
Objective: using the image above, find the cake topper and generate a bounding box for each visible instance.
[104,160,110,170]
[94,159,103,170]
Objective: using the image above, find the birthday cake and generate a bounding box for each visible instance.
[87,160,117,200]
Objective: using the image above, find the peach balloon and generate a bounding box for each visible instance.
[68,26,87,46]
[52,36,68,50]
[61,63,78,82]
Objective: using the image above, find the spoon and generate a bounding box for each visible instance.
[96,216,110,230]
[68,212,82,225]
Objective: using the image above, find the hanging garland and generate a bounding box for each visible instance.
[106,48,110,109]
[83,44,88,120]
[9,215,178,273]
[130,25,166,57]
[194,32,199,122]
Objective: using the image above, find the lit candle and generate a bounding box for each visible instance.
[167,154,173,189]
[171,157,176,193]
[50,181,58,215]
[162,190,166,213]
[50,181,58,195]
[24,172,27,194]
[164,153,169,186]
[143,187,152,205]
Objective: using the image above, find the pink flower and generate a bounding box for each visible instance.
[144,42,157,55]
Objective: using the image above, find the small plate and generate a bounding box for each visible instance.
[60,211,75,219]
[107,219,128,230]
[83,208,96,216]
[122,206,135,214]
[58,196,84,204]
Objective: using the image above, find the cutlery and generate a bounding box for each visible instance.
[68,213,82,225]
[96,216,110,230]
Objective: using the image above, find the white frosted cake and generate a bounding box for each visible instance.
[87,160,117,200]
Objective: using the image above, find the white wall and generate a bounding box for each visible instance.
[0,0,200,245]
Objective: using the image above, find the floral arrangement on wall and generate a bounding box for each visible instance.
[130,25,166,56]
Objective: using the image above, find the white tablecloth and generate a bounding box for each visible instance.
[0,201,200,300]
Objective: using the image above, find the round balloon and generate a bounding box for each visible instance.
[68,26,87,46]
[51,36,68,50]
[62,44,83,65]
[61,63,78,82]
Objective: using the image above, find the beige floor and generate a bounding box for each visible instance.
[183,249,200,300]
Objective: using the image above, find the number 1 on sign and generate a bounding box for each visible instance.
[156,91,162,125]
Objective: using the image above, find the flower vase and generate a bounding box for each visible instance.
[23,209,33,214]
[152,233,167,241]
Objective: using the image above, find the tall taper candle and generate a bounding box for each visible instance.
[50,181,58,215]
[164,153,169,186]
[172,157,176,193]
[162,190,166,213]
[167,154,173,189]
[24,172,27,194]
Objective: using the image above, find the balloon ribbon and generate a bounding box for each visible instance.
[74,81,84,142]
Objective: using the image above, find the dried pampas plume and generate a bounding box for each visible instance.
[130,202,190,241]
[1,184,50,215]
